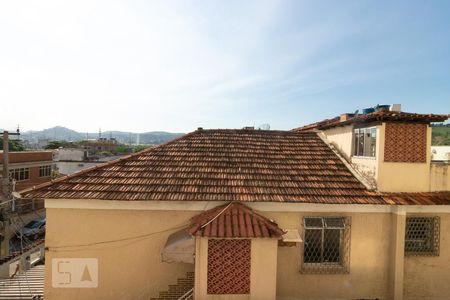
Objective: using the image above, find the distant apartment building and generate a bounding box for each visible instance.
[0,151,54,193]
[0,151,51,259]
[53,148,121,175]
[78,138,119,156]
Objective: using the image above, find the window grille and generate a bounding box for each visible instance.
[405,217,440,256]
[301,217,351,274]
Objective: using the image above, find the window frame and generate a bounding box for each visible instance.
[405,216,440,256]
[9,167,30,182]
[39,165,52,177]
[353,126,377,158]
[301,216,351,274]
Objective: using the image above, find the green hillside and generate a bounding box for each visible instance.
[432,126,450,145]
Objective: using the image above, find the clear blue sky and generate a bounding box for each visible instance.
[1,0,449,133]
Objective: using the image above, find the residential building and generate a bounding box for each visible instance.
[0,151,55,193]
[293,108,450,192]
[78,138,119,156]
[21,109,450,300]
[0,151,50,259]
[53,148,121,175]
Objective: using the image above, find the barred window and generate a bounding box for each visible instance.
[9,168,30,181]
[405,217,440,256]
[39,165,52,177]
[301,217,351,274]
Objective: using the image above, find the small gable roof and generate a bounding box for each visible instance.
[188,202,285,238]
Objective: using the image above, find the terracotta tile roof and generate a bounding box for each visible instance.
[21,129,384,204]
[294,111,449,131]
[188,202,285,238]
[382,192,450,205]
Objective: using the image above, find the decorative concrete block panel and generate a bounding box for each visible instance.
[384,123,427,162]
[207,239,251,294]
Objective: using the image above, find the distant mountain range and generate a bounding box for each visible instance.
[8,126,184,145]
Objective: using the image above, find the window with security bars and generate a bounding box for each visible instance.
[301,217,351,274]
[405,217,440,256]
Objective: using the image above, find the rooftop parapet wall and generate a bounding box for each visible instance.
[0,151,53,164]
[430,162,450,192]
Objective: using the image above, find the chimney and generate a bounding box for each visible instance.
[340,114,350,122]
[390,104,401,112]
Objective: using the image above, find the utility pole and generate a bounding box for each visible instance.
[1,129,20,258]
[2,131,9,198]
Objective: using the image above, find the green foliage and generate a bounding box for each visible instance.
[115,144,131,153]
[0,138,25,151]
[98,151,113,156]
[44,140,72,149]
[133,145,152,153]
[432,126,450,146]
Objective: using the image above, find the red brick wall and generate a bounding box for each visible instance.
[384,123,427,163]
[207,239,251,294]
[15,165,52,191]
[0,151,53,164]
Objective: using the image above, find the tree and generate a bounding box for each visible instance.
[133,145,152,153]
[115,144,131,154]
[0,138,25,151]
[44,140,71,149]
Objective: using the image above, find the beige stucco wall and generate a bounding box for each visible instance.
[404,213,450,300]
[265,211,392,300]
[44,200,450,300]
[322,124,380,187]
[322,125,354,160]
[430,162,450,191]
[44,208,197,300]
[388,210,406,300]
[323,123,446,193]
[194,237,278,300]
[377,124,433,192]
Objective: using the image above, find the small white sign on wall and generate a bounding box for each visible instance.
[52,258,98,288]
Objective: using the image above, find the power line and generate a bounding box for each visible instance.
[46,223,188,251]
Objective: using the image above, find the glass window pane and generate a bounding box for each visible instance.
[353,129,359,156]
[370,128,377,157]
[357,130,364,156]
[304,229,322,263]
[324,217,345,228]
[305,218,324,228]
[363,129,372,156]
[323,229,341,263]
